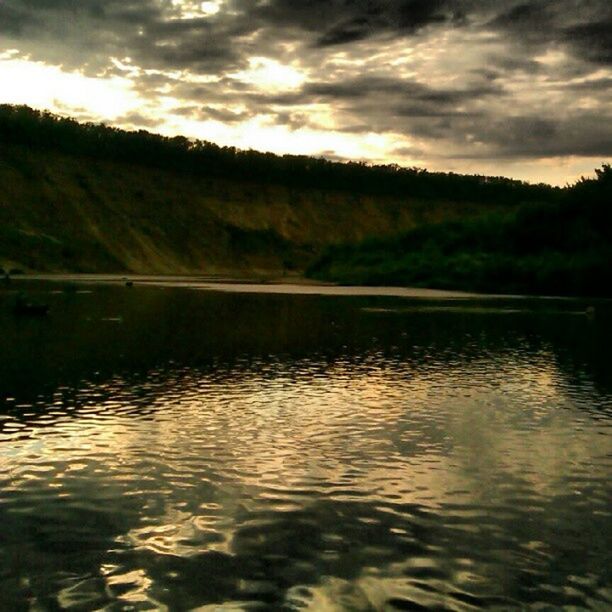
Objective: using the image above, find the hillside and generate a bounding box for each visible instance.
[0,142,492,275]
[0,105,557,275]
[308,166,612,297]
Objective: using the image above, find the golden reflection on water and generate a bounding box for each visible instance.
[2,350,610,609]
[1,286,611,609]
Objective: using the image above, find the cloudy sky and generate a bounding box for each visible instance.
[1,0,610,184]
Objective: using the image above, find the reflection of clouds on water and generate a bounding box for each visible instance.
[0,287,611,608]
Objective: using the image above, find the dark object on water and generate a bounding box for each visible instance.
[13,293,49,317]
[125,281,134,288]
[585,306,596,318]
[9,268,24,275]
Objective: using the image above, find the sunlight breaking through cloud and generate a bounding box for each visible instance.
[229,57,306,92]
[0,55,140,119]
[0,0,609,183]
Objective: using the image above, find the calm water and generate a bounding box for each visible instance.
[1,282,611,610]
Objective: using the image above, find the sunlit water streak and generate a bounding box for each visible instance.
[0,283,611,610]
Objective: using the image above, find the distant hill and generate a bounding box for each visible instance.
[0,104,558,275]
[308,165,612,297]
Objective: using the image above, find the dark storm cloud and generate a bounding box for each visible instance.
[243,0,461,47]
[479,57,543,76]
[171,104,249,124]
[1,0,244,73]
[313,0,455,46]
[565,77,612,92]
[304,77,501,101]
[448,113,612,159]
[4,0,611,71]
[239,0,612,65]
[240,76,503,113]
[564,19,612,64]
[116,110,162,128]
[0,4,37,34]
[310,77,499,128]
[488,0,612,66]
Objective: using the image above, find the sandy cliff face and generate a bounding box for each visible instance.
[0,144,487,274]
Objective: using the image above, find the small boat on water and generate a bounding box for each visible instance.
[13,294,50,317]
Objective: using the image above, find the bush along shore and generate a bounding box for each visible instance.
[307,165,612,297]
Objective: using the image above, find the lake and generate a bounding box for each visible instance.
[1,280,611,610]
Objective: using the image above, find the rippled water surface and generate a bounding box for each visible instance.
[1,282,611,610]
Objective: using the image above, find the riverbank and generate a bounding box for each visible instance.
[307,167,612,298]
[15,273,483,299]
[13,274,611,304]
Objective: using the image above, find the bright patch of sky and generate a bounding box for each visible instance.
[162,112,402,163]
[0,53,140,119]
[169,0,224,19]
[229,57,306,92]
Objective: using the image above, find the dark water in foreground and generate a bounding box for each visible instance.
[0,282,611,610]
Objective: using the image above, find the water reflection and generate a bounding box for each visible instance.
[0,283,611,609]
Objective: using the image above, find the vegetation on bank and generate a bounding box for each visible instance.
[0,105,556,205]
[0,141,496,274]
[3,104,606,296]
[307,166,612,297]
[0,105,548,275]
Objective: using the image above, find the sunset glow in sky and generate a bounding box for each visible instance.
[1,0,610,184]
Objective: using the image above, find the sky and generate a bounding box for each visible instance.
[0,0,610,185]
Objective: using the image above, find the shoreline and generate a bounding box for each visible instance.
[9,273,583,301]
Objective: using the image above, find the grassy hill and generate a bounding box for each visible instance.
[307,166,612,297]
[0,105,557,276]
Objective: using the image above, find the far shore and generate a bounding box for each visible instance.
[8,273,582,300]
